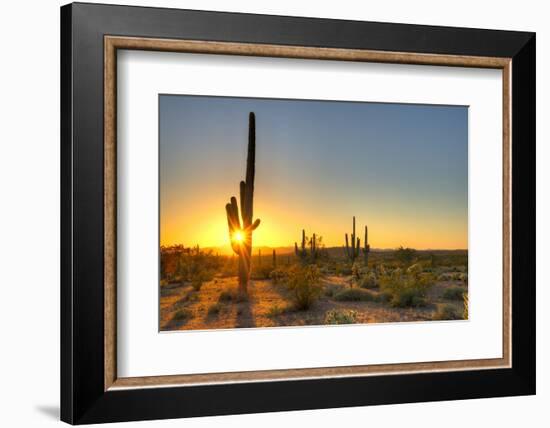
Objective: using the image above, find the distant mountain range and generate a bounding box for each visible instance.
[198,245,467,256]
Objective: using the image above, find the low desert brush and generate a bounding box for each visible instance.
[379,268,434,308]
[333,287,375,302]
[325,309,358,325]
[207,302,223,316]
[443,286,465,300]
[173,308,192,322]
[286,265,322,310]
[433,304,461,320]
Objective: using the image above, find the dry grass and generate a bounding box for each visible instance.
[160,271,468,331]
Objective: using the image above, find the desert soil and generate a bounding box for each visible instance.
[160,275,466,331]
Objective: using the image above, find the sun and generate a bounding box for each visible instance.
[232,231,244,243]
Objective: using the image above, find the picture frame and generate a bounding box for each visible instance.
[61,2,535,424]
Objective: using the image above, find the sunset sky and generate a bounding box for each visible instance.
[159,95,468,251]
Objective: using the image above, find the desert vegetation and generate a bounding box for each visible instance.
[159,111,468,331]
[160,243,468,331]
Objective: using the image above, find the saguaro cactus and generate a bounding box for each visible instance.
[345,217,370,264]
[363,225,371,265]
[295,229,319,262]
[225,112,261,296]
[295,229,307,260]
[345,216,361,261]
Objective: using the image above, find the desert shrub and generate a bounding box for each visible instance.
[379,268,434,308]
[286,265,322,310]
[334,263,352,276]
[207,302,222,316]
[433,304,461,320]
[266,303,289,318]
[438,272,468,282]
[443,286,465,300]
[406,263,423,275]
[333,287,375,302]
[190,271,210,291]
[324,283,345,298]
[173,308,192,322]
[390,288,426,307]
[376,291,392,303]
[251,264,274,280]
[359,271,378,289]
[325,309,358,325]
[269,266,289,284]
[218,290,233,302]
[394,246,417,267]
[160,246,221,284]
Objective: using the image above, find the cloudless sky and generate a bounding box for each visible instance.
[160,95,468,250]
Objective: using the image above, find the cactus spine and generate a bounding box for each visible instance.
[225,112,261,296]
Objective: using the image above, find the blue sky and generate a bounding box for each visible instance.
[159,94,468,250]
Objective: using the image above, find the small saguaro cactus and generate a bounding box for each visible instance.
[295,229,307,260]
[272,249,277,267]
[225,112,261,296]
[363,225,371,265]
[345,217,370,263]
[294,229,319,262]
[345,216,361,262]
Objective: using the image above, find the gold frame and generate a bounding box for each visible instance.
[104,36,512,391]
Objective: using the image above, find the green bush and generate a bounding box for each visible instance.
[390,288,426,307]
[333,287,375,302]
[325,309,358,325]
[286,265,322,310]
[433,304,461,320]
[379,268,434,308]
[443,286,465,300]
[359,271,378,289]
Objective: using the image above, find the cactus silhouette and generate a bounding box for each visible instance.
[295,229,319,262]
[345,217,370,263]
[363,225,371,265]
[225,112,260,296]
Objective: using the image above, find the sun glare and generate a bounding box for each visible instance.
[233,231,244,243]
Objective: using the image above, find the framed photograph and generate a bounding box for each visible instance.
[61,2,535,424]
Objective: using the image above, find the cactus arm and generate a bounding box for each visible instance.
[246,218,261,231]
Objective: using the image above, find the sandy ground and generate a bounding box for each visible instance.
[160,275,466,331]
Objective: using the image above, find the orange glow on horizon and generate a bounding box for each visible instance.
[160,202,468,252]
